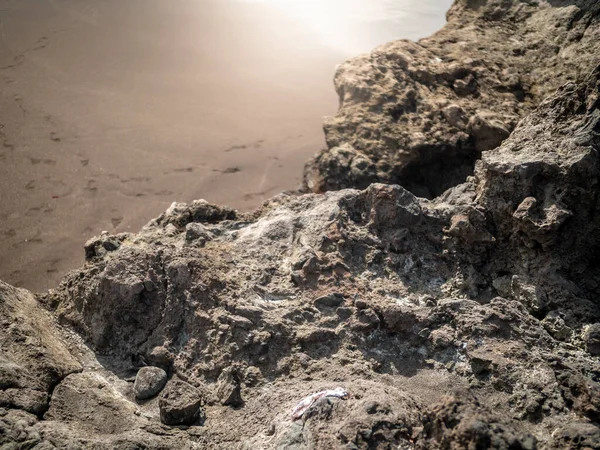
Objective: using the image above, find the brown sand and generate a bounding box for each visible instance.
[0,0,449,291]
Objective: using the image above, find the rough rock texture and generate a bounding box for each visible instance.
[2,2,600,449]
[134,366,168,400]
[216,366,243,407]
[159,379,205,426]
[303,0,600,198]
[584,324,600,356]
[0,63,592,448]
[0,281,81,418]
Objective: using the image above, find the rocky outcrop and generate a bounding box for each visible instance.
[303,0,600,198]
[1,63,594,448]
[2,2,600,449]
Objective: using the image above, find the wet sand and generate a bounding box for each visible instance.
[0,0,450,291]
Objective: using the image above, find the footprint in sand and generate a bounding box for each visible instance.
[17,231,43,245]
[0,54,24,70]
[33,36,49,51]
[29,157,56,165]
[84,179,97,194]
[212,167,241,174]
[224,139,265,152]
[111,217,123,228]
[0,126,15,152]
[13,95,26,115]
[120,176,151,183]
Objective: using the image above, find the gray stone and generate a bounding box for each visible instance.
[216,367,243,407]
[0,388,48,416]
[185,222,212,246]
[583,323,600,356]
[314,293,345,308]
[133,366,168,400]
[158,379,204,426]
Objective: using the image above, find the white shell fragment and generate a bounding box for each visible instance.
[291,387,349,420]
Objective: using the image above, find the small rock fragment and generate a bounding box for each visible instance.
[583,324,600,356]
[159,379,204,426]
[468,112,510,152]
[314,293,345,308]
[216,367,243,407]
[134,366,168,400]
[185,222,212,246]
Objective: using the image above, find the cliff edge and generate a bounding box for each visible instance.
[303,0,600,198]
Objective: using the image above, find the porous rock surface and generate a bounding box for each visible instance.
[134,366,168,400]
[303,0,600,198]
[159,378,205,426]
[1,2,600,449]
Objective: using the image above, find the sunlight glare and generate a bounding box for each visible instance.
[236,0,421,54]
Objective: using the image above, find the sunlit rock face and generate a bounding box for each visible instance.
[2,63,592,448]
[303,0,600,198]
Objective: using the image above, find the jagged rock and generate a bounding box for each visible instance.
[583,323,600,356]
[303,0,600,197]
[551,422,600,450]
[0,409,40,448]
[185,222,213,246]
[417,397,538,450]
[216,367,243,407]
[159,379,205,426]
[313,292,345,308]
[0,388,48,416]
[0,282,81,393]
[0,281,81,430]
[84,232,130,261]
[45,372,141,435]
[133,366,168,400]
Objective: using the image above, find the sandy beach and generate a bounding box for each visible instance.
[0,0,450,291]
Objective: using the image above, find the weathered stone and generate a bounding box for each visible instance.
[185,222,212,246]
[0,388,48,416]
[314,293,345,308]
[583,323,600,356]
[45,373,140,435]
[133,366,168,400]
[468,112,511,152]
[551,422,600,449]
[158,379,204,426]
[216,367,243,407]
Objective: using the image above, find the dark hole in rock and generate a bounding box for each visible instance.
[391,148,481,199]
